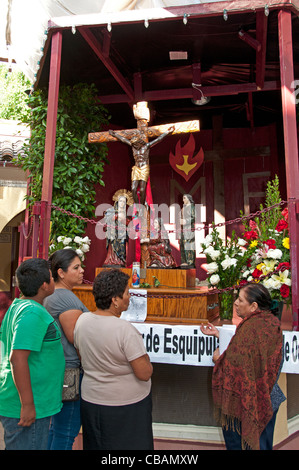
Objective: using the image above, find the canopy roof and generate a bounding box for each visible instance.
[33,1,299,128]
[3,0,299,129]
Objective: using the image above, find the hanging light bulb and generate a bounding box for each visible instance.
[144,19,149,28]
[191,83,211,106]
[183,14,188,25]
[107,22,112,32]
[223,9,228,21]
[264,4,269,16]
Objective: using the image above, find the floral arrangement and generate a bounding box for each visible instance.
[201,229,256,290]
[240,214,290,302]
[201,176,291,318]
[49,235,91,261]
[201,228,257,319]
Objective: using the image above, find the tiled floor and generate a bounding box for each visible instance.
[72,431,299,450]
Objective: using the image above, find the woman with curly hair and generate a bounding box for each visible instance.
[74,269,153,450]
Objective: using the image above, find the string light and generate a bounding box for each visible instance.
[183,14,188,25]
[144,18,149,28]
[107,22,112,32]
[264,4,269,16]
[223,9,228,21]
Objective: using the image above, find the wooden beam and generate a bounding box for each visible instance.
[278,9,299,330]
[40,31,62,259]
[255,11,268,90]
[78,27,134,101]
[98,80,280,103]
[238,30,261,51]
[133,72,143,102]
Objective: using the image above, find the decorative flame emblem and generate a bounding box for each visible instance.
[169,134,204,181]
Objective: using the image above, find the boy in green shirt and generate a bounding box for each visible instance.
[0,258,65,450]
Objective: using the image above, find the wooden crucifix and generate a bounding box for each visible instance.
[88,101,199,208]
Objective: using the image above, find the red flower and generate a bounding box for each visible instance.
[249,220,257,230]
[265,239,276,249]
[280,284,290,298]
[281,208,288,221]
[252,268,262,279]
[244,230,258,240]
[277,262,291,271]
[276,219,288,232]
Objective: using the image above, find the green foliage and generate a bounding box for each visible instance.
[0,65,31,120]
[240,175,282,239]
[257,175,282,238]
[14,83,110,238]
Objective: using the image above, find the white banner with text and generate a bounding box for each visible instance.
[132,323,299,374]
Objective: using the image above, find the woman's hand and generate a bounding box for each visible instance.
[200,322,219,339]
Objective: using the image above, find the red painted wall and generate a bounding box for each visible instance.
[83,124,281,283]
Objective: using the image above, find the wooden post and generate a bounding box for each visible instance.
[278,10,299,330]
[39,31,62,259]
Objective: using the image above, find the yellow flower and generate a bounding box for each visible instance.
[250,240,258,248]
[256,262,265,271]
[282,237,290,249]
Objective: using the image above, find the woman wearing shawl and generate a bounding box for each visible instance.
[201,284,285,450]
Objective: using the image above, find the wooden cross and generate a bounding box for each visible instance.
[88,102,199,144]
[88,102,199,207]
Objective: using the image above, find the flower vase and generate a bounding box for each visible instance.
[218,291,234,321]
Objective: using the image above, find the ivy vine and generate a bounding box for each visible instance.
[15,83,110,239]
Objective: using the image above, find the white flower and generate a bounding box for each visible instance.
[221,256,237,270]
[206,262,218,274]
[210,274,220,285]
[204,246,220,260]
[266,249,283,259]
[263,277,279,290]
[81,243,90,253]
[62,237,72,246]
[203,245,213,256]
[242,270,250,278]
[82,236,91,244]
[74,236,82,243]
[237,238,247,247]
[202,234,213,247]
[210,249,221,260]
[76,248,84,258]
[272,269,291,287]
[57,236,64,242]
[63,246,72,250]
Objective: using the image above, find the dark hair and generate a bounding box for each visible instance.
[93,269,129,310]
[242,283,272,312]
[49,249,79,282]
[16,258,51,297]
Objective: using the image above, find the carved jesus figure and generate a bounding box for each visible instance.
[109,124,174,207]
